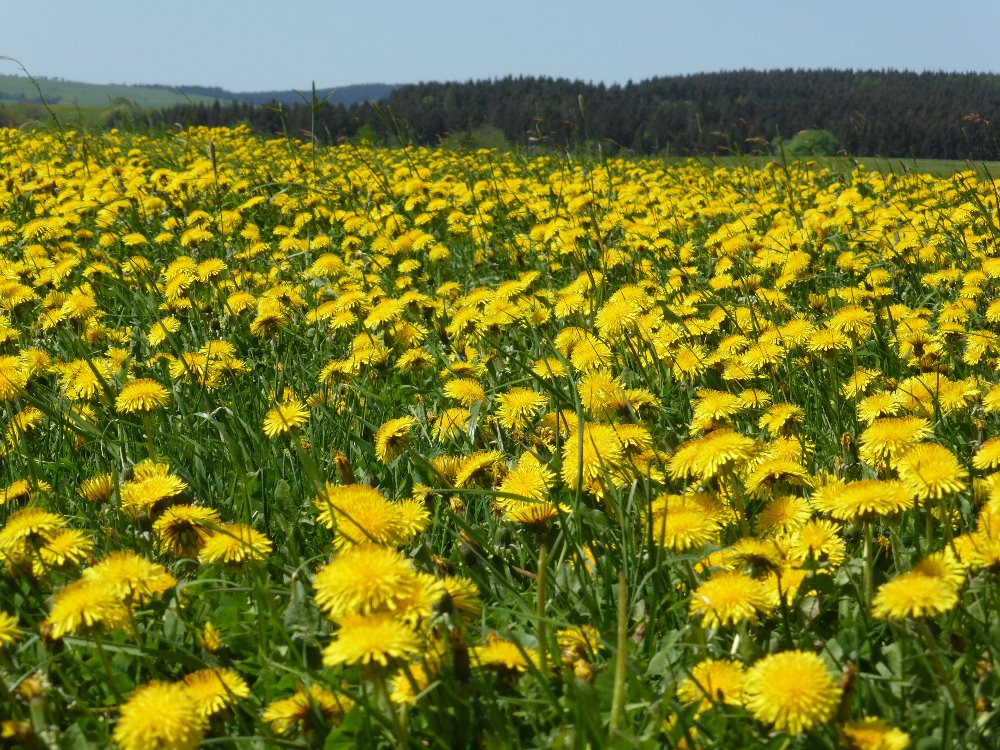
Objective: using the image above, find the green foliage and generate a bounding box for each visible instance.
[780,129,840,157]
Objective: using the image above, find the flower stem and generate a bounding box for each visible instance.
[536,544,549,677]
[916,619,967,726]
[141,411,156,461]
[863,520,874,606]
[609,571,628,736]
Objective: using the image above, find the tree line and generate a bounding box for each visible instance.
[105,70,1000,159]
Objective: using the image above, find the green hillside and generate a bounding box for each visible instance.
[0,74,219,108]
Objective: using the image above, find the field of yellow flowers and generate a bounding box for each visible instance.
[1,125,999,748]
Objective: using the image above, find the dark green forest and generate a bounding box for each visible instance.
[107,70,1000,159]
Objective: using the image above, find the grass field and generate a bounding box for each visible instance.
[1,125,1000,748]
[0,73,219,109]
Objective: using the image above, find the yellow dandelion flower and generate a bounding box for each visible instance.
[181,668,250,719]
[561,422,625,494]
[313,483,408,546]
[810,479,912,521]
[439,575,481,619]
[262,394,310,438]
[113,680,204,750]
[432,406,471,441]
[647,494,722,552]
[454,450,504,488]
[81,551,176,603]
[842,717,911,750]
[313,545,419,621]
[374,415,419,463]
[0,611,19,646]
[895,443,967,502]
[677,658,746,709]
[119,470,187,516]
[0,356,29,401]
[322,612,422,667]
[44,579,130,639]
[742,650,841,735]
[668,428,757,483]
[261,684,354,735]
[116,378,171,413]
[873,550,964,620]
[471,633,539,672]
[36,529,93,573]
[756,494,813,537]
[442,377,486,406]
[153,504,222,557]
[0,507,65,558]
[496,387,547,432]
[689,571,772,628]
[0,478,50,506]
[148,317,180,346]
[787,519,846,567]
[858,416,933,468]
[973,437,1000,471]
[78,473,115,503]
[199,524,273,563]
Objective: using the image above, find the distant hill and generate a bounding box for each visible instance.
[0,74,397,110]
[154,84,398,107]
[0,74,219,108]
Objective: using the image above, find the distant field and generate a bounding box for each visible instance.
[694,154,1000,179]
[0,73,218,108]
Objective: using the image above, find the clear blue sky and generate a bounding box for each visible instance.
[3,1,999,92]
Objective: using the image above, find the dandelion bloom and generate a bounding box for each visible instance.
[496,453,564,523]
[810,479,912,521]
[495,387,547,432]
[77,472,115,503]
[668,429,757,483]
[742,650,841,735]
[116,378,171,414]
[153,504,222,557]
[261,684,354,735]
[322,612,422,667]
[647,494,722,552]
[44,579,130,639]
[113,680,204,750]
[81,551,177,603]
[677,658,746,709]
[0,611,19,646]
[0,478,50,506]
[471,633,539,672]
[454,450,504,488]
[755,494,813,537]
[442,377,486,406]
[313,482,410,547]
[689,571,772,628]
[439,575,482,619]
[199,524,273,563]
[895,443,967,502]
[873,550,964,620]
[561,422,625,494]
[262,394,310,438]
[973,437,1000,471]
[312,545,421,621]
[858,417,932,468]
[374,415,419,463]
[119,462,187,516]
[181,668,250,719]
[788,519,847,567]
[842,717,911,750]
[0,507,66,558]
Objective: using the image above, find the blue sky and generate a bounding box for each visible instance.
[4,1,999,91]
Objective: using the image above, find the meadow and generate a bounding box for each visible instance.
[0,125,999,749]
